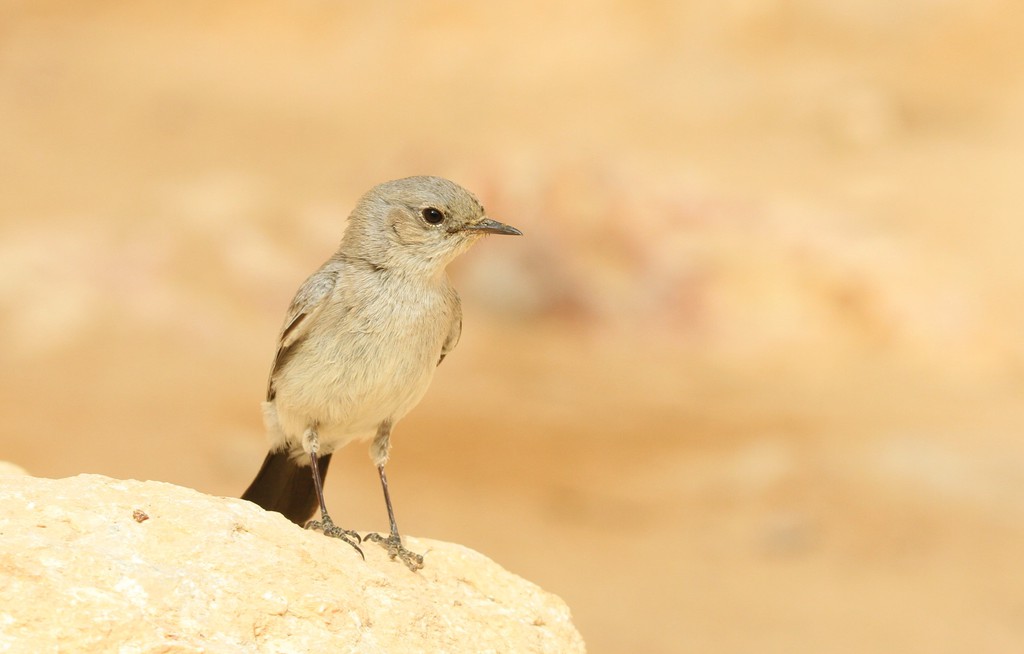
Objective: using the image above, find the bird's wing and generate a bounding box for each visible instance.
[437,298,462,366]
[266,266,339,401]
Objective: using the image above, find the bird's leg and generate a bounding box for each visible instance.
[307,451,363,557]
[303,426,363,559]
[364,464,423,571]
[364,421,423,571]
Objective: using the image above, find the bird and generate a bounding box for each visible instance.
[241,176,521,570]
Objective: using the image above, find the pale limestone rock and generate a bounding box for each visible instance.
[0,462,27,476]
[0,472,585,653]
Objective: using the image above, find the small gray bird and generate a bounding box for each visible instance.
[242,176,520,570]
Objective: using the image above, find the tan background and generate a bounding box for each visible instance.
[3,2,1024,652]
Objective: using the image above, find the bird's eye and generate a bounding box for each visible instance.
[421,207,445,225]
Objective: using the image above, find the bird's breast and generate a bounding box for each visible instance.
[270,278,454,446]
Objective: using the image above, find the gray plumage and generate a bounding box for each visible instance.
[242,176,520,569]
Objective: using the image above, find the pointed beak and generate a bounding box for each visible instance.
[463,218,522,236]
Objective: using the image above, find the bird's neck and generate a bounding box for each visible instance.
[337,251,452,288]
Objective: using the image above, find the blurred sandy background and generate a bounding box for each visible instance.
[3,1,1024,652]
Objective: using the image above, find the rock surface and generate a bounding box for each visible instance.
[0,472,585,653]
[0,462,27,477]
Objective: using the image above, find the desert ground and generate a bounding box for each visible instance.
[2,2,1024,652]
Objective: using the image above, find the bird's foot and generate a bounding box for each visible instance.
[306,514,364,559]
[365,532,424,571]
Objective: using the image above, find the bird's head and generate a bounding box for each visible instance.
[341,176,521,276]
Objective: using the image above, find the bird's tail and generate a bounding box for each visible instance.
[241,450,331,526]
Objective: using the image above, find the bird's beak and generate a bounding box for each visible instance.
[463,218,522,236]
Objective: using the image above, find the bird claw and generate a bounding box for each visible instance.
[365,532,424,571]
[307,514,364,560]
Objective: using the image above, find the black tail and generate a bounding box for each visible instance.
[241,450,332,525]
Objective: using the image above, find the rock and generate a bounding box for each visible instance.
[0,462,27,476]
[0,472,586,653]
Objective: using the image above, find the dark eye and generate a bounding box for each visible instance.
[421,207,445,225]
